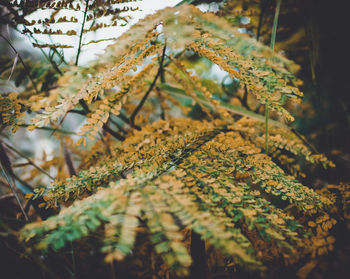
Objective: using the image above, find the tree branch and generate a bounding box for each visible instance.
[2,141,54,180]
[0,143,28,220]
[130,45,167,126]
[102,125,125,141]
[118,113,141,130]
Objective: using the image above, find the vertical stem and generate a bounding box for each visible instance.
[256,0,266,40]
[265,0,282,154]
[270,0,282,51]
[75,0,89,66]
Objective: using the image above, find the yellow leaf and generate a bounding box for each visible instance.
[25,192,34,199]
[308,221,316,228]
[38,202,46,208]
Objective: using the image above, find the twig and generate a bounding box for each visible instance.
[103,125,125,141]
[2,141,54,180]
[291,128,319,154]
[109,117,127,135]
[79,99,90,113]
[0,33,39,94]
[68,109,86,116]
[49,98,90,137]
[156,87,166,120]
[49,112,70,137]
[0,144,28,220]
[63,141,77,176]
[130,45,167,126]
[256,0,266,40]
[19,124,76,135]
[118,113,141,130]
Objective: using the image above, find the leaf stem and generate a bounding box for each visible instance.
[75,0,89,66]
[270,0,282,50]
[265,0,282,154]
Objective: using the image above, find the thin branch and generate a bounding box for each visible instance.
[109,117,127,135]
[118,113,141,130]
[12,173,34,192]
[103,125,125,141]
[0,33,39,94]
[130,45,167,126]
[291,128,319,154]
[68,109,86,116]
[0,143,28,220]
[256,0,266,40]
[50,99,90,137]
[79,99,90,113]
[2,141,54,180]
[49,112,70,137]
[0,167,28,220]
[156,87,166,120]
[63,141,77,176]
[70,109,127,136]
[19,124,76,135]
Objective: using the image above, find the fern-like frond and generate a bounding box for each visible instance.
[1,0,140,65]
[22,118,333,274]
[28,4,304,141]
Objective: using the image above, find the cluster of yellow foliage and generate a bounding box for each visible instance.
[0,92,24,133]
[24,4,303,139]
[22,117,334,275]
